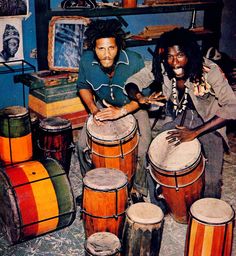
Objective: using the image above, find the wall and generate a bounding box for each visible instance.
[0,0,235,109]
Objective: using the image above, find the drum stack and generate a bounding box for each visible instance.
[0,105,76,245]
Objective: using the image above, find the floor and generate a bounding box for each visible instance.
[0,125,235,256]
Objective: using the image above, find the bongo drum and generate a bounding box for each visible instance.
[0,106,33,164]
[86,114,138,183]
[185,198,235,256]
[38,117,74,173]
[0,158,76,245]
[82,168,128,238]
[84,232,121,256]
[122,202,164,256]
[148,130,205,223]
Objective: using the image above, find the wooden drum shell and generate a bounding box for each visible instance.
[82,168,128,239]
[185,198,235,256]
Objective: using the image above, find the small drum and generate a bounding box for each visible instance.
[86,114,139,183]
[82,168,128,238]
[0,158,76,244]
[148,130,205,223]
[38,117,74,173]
[122,202,164,256]
[84,232,121,256]
[0,106,33,164]
[185,198,235,256]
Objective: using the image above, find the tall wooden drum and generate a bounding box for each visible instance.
[38,117,74,173]
[122,202,164,256]
[86,114,138,183]
[82,168,128,238]
[185,198,235,256]
[148,130,205,223]
[0,106,33,164]
[0,158,76,245]
[84,232,121,256]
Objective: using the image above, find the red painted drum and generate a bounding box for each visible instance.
[0,158,76,244]
[122,202,164,256]
[82,168,128,239]
[0,106,33,164]
[148,130,205,223]
[86,114,139,183]
[84,232,121,256]
[185,198,235,256]
[38,117,74,173]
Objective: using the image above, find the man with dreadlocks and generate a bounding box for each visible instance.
[76,19,164,204]
[125,27,236,199]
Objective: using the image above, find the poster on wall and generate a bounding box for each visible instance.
[0,18,24,63]
[0,0,29,17]
[48,16,90,72]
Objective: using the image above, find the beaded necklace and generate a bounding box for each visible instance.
[172,78,189,116]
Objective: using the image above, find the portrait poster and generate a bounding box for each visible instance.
[48,16,90,72]
[0,0,29,17]
[0,18,24,64]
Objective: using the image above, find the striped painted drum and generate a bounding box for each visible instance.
[84,232,121,256]
[122,202,164,256]
[0,158,76,244]
[185,198,235,256]
[86,114,139,183]
[0,106,33,164]
[82,168,128,239]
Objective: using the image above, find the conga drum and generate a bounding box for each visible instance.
[122,202,164,256]
[148,130,205,223]
[84,232,121,256]
[0,106,33,164]
[86,114,139,183]
[82,168,128,238]
[38,117,74,173]
[0,158,76,245]
[185,198,235,256]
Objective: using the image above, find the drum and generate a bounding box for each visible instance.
[122,202,164,256]
[0,158,76,245]
[185,198,235,256]
[38,117,74,173]
[82,168,128,238]
[148,130,205,223]
[84,232,121,256]
[0,106,33,164]
[86,114,139,183]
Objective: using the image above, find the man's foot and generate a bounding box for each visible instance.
[130,193,145,204]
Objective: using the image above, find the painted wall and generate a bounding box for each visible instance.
[0,0,235,109]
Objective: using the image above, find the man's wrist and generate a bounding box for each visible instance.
[120,106,128,117]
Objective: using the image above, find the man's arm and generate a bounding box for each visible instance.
[78,89,99,115]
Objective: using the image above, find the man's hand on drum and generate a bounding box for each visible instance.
[166,126,198,146]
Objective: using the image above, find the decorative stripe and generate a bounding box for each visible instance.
[202,225,214,255]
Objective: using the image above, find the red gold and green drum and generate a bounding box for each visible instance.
[86,114,139,183]
[84,232,121,256]
[0,158,76,244]
[38,117,74,173]
[0,106,33,164]
[82,168,128,239]
[185,198,235,256]
[122,202,164,256]
[148,130,205,223]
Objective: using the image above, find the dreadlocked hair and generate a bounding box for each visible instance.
[85,19,126,50]
[152,27,203,84]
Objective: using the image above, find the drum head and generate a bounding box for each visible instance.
[85,232,121,256]
[148,130,201,171]
[126,202,164,224]
[190,198,235,224]
[83,168,127,191]
[86,114,136,143]
[0,106,28,118]
[39,117,71,132]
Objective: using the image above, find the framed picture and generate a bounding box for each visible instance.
[48,16,90,72]
[0,18,24,63]
[0,0,29,17]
